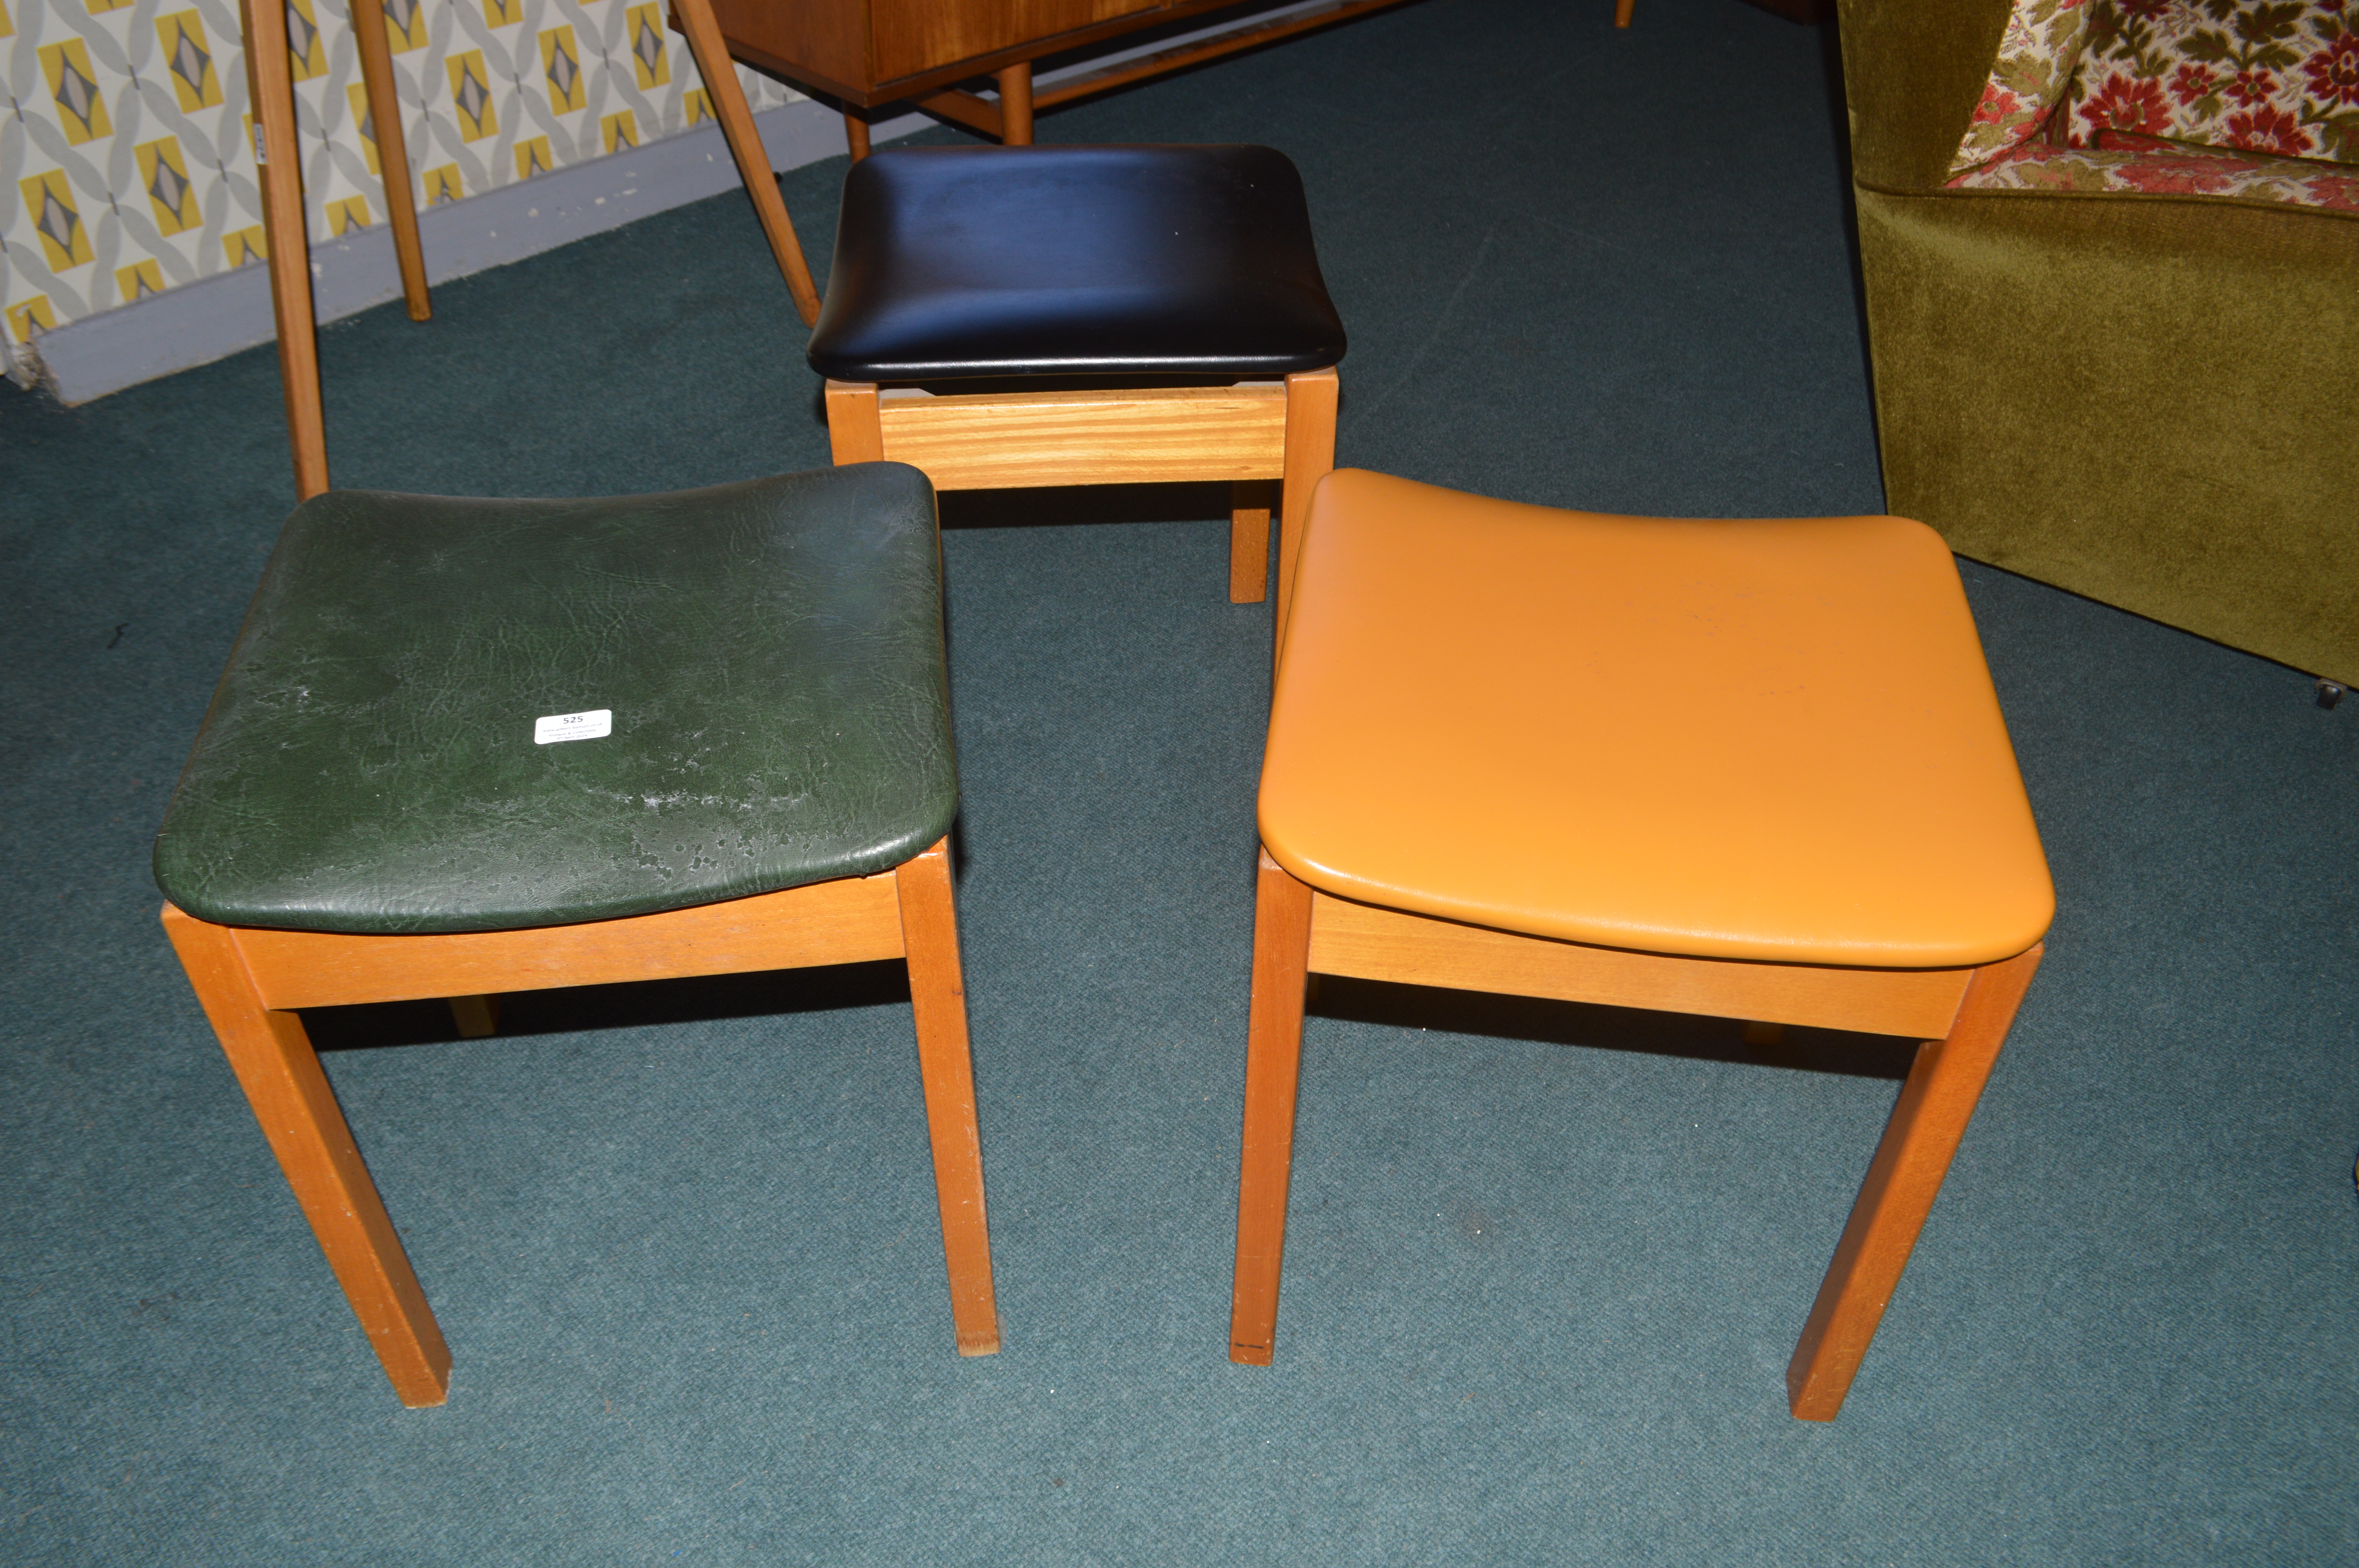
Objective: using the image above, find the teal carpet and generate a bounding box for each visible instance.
[3,0,2354,1561]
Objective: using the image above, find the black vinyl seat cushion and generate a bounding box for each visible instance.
[153,465,958,936]
[807,145,1348,382]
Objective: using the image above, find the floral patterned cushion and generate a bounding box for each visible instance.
[2066,0,2359,163]
[1948,0,2099,178]
[1947,125,2359,210]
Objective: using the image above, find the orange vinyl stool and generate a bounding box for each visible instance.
[1228,469,2055,1420]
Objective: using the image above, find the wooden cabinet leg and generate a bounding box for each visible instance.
[673,0,823,325]
[161,906,451,1407]
[1276,368,1339,645]
[844,111,871,160]
[1229,849,1315,1365]
[995,63,1033,144]
[1229,480,1274,604]
[1785,942,2043,1420]
[895,839,1002,1356]
[237,0,328,499]
[350,0,430,321]
[823,380,886,465]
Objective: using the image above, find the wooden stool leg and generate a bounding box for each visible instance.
[1229,479,1274,604]
[1786,942,2043,1420]
[1275,368,1339,640]
[894,839,1002,1356]
[446,994,499,1038]
[844,111,872,160]
[995,63,1033,144]
[160,906,451,1406]
[823,380,886,464]
[673,0,823,325]
[238,0,328,498]
[350,0,430,321]
[1229,848,1315,1365]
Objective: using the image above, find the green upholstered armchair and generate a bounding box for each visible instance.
[1834,0,2359,684]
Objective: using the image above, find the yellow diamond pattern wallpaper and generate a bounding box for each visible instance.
[3,0,805,348]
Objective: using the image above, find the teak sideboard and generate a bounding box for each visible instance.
[702,0,1418,153]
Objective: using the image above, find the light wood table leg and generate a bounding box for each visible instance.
[823,380,885,464]
[162,906,451,1406]
[1229,479,1273,604]
[896,839,1001,1356]
[995,63,1033,144]
[1275,367,1339,643]
[844,111,871,160]
[673,0,822,325]
[1229,848,1315,1365]
[1786,942,2043,1420]
[350,0,429,321]
[238,0,328,498]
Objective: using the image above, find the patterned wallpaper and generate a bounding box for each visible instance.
[2,0,805,352]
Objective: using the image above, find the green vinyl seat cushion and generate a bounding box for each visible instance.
[154,463,957,935]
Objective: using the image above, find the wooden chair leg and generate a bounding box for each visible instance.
[1785,942,2043,1419]
[894,839,1002,1356]
[1275,368,1339,639]
[1229,479,1274,604]
[673,0,823,325]
[238,0,328,499]
[350,0,429,322]
[160,906,451,1406]
[823,380,886,464]
[446,994,499,1038]
[1229,848,1316,1365]
[995,63,1034,144]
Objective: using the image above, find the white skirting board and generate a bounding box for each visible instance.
[10,98,926,407]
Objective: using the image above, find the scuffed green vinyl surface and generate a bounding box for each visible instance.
[153,463,956,933]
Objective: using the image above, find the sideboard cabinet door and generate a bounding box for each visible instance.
[871,0,1166,84]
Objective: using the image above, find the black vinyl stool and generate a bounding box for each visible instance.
[811,145,1348,621]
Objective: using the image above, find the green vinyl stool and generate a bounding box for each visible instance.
[153,463,1000,1407]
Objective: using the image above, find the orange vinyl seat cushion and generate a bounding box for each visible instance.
[1258,469,2055,969]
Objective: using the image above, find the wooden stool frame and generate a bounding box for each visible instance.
[825,372,1341,619]
[1229,849,2043,1421]
[164,837,1000,1408]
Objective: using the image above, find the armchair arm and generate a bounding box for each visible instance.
[1836,0,2016,191]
